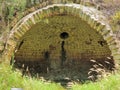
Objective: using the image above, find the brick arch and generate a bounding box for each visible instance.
[2,4,120,66]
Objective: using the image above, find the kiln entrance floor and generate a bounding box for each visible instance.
[12,57,115,83]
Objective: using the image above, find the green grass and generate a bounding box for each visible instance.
[0,62,64,90]
[72,74,120,90]
[0,62,120,90]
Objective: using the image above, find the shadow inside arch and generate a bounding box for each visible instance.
[11,56,115,87]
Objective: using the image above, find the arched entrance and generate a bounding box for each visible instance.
[13,15,114,80]
[1,4,119,81]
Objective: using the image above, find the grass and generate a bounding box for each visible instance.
[72,73,120,90]
[0,62,64,90]
[0,62,120,90]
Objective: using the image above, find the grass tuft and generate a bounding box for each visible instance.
[0,62,120,90]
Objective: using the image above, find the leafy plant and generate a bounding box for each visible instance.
[111,11,120,32]
[112,11,120,25]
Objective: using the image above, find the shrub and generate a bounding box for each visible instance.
[112,11,120,25]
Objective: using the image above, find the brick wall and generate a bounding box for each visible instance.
[0,3,119,67]
[14,15,111,64]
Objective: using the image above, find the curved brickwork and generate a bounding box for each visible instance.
[0,3,120,67]
[14,15,111,66]
[9,0,85,31]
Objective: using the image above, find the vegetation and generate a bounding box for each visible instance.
[111,11,120,32]
[72,73,120,90]
[0,0,120,90]
[0,0,48,23]
[0,0,26,35]
[0,62,64,90]
[0,0,26,22]
[0,62,120,90]
[112,11,120,24]
[0,0,120,30]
